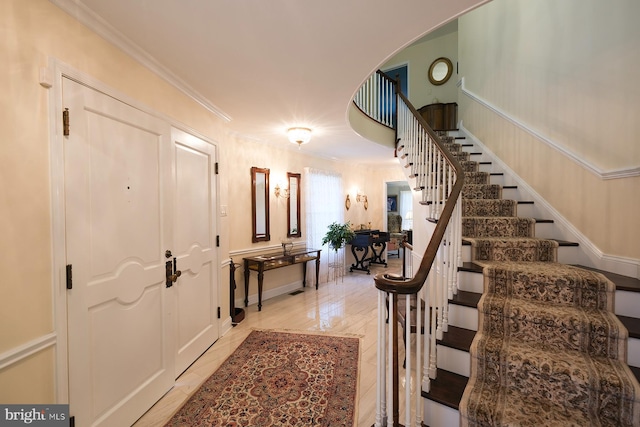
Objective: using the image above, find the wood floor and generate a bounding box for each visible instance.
[133,256,405,427]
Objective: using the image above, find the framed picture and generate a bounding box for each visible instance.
[387,195,397,212]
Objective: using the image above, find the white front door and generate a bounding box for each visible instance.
[64,78,212,426]
[171,128,219,375]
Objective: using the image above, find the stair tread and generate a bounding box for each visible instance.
[459,261,484,273]
[534,218,553,223]
[631,366,640,383]
[451,290,481,308]
[423,368,468,410]
[618,315,640,339]
[573,265,640,292]
[439,325,475,352]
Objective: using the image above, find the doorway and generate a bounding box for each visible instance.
[61,77,219,426]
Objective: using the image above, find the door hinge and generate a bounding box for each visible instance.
[215,162,219,174]
[63,108,70,136]
[66,264,73,289]
[216,235,220,247]
[217,307,221,319]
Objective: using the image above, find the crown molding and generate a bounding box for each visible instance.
[50,0,232,123]
[458,77,639,180]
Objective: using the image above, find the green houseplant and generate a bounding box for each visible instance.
[321,221,356,252]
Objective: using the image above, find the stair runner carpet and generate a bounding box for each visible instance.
[437,138,640,426]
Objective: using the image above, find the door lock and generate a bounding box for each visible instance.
[165,257,182,288]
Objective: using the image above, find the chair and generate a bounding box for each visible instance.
[387,213,404,258]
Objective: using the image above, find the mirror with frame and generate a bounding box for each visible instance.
[287,172,301,238]
[428,57,453,86]
[251,167,270,242]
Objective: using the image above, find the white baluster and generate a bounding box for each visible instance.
[387,292,395,426]
[404,294,411,427]
[415,289,423,427]
[375,290,387,427]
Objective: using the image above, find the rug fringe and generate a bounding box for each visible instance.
[250,327,364,340]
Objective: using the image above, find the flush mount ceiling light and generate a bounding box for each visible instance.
[287,127,312,147]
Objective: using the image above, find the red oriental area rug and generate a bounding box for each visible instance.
[165,330,360,427]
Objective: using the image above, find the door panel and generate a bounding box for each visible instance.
[172,129,219,375]
[64,79,174,427]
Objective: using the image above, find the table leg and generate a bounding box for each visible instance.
[243,260,250,307]
[315,254,320,290]
[302,261,308,288]
[257,266,264,311]
[350,245,371,273]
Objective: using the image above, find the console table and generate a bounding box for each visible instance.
[243,247,321,311]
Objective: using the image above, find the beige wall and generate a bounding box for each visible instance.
[0,0,229,403]
[0,0,404,403]
[228,135,405,295]
[458,0,640,261]
[382,29,459,109]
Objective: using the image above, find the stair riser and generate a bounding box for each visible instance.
[615,290,640,318]
[448,304,478,331]
[457,271,483,294]
[460,243,579,264]
[423,399,460,427]
[629,338,640,367]
[477,163,494,173]
[533,222,555,239]
[437,344,471,377]
[515,203,535,217]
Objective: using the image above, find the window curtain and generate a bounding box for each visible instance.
[399,190,413,230]
[304,168,343,284]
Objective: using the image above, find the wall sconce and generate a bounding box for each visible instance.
[345,194,351,210]
[274,184,289,199]
[356,192,368,210]
[287,127,312,148]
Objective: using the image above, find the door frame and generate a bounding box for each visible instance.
[47,59,222,403]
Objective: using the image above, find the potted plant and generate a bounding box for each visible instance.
[321,221,356,252]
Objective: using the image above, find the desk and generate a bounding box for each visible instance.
[349,230,389,274]
[243,247,321,311]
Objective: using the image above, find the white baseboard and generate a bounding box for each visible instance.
[235,280,305,310]
[219,316,233,337]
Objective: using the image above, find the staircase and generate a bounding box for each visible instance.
[421,131,640,426]
[353,70,640,426]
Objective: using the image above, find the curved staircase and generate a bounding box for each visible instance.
[422,132,640,426]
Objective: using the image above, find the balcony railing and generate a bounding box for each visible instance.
[354,71,464,427]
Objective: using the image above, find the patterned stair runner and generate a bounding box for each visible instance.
[449,140,640,426]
